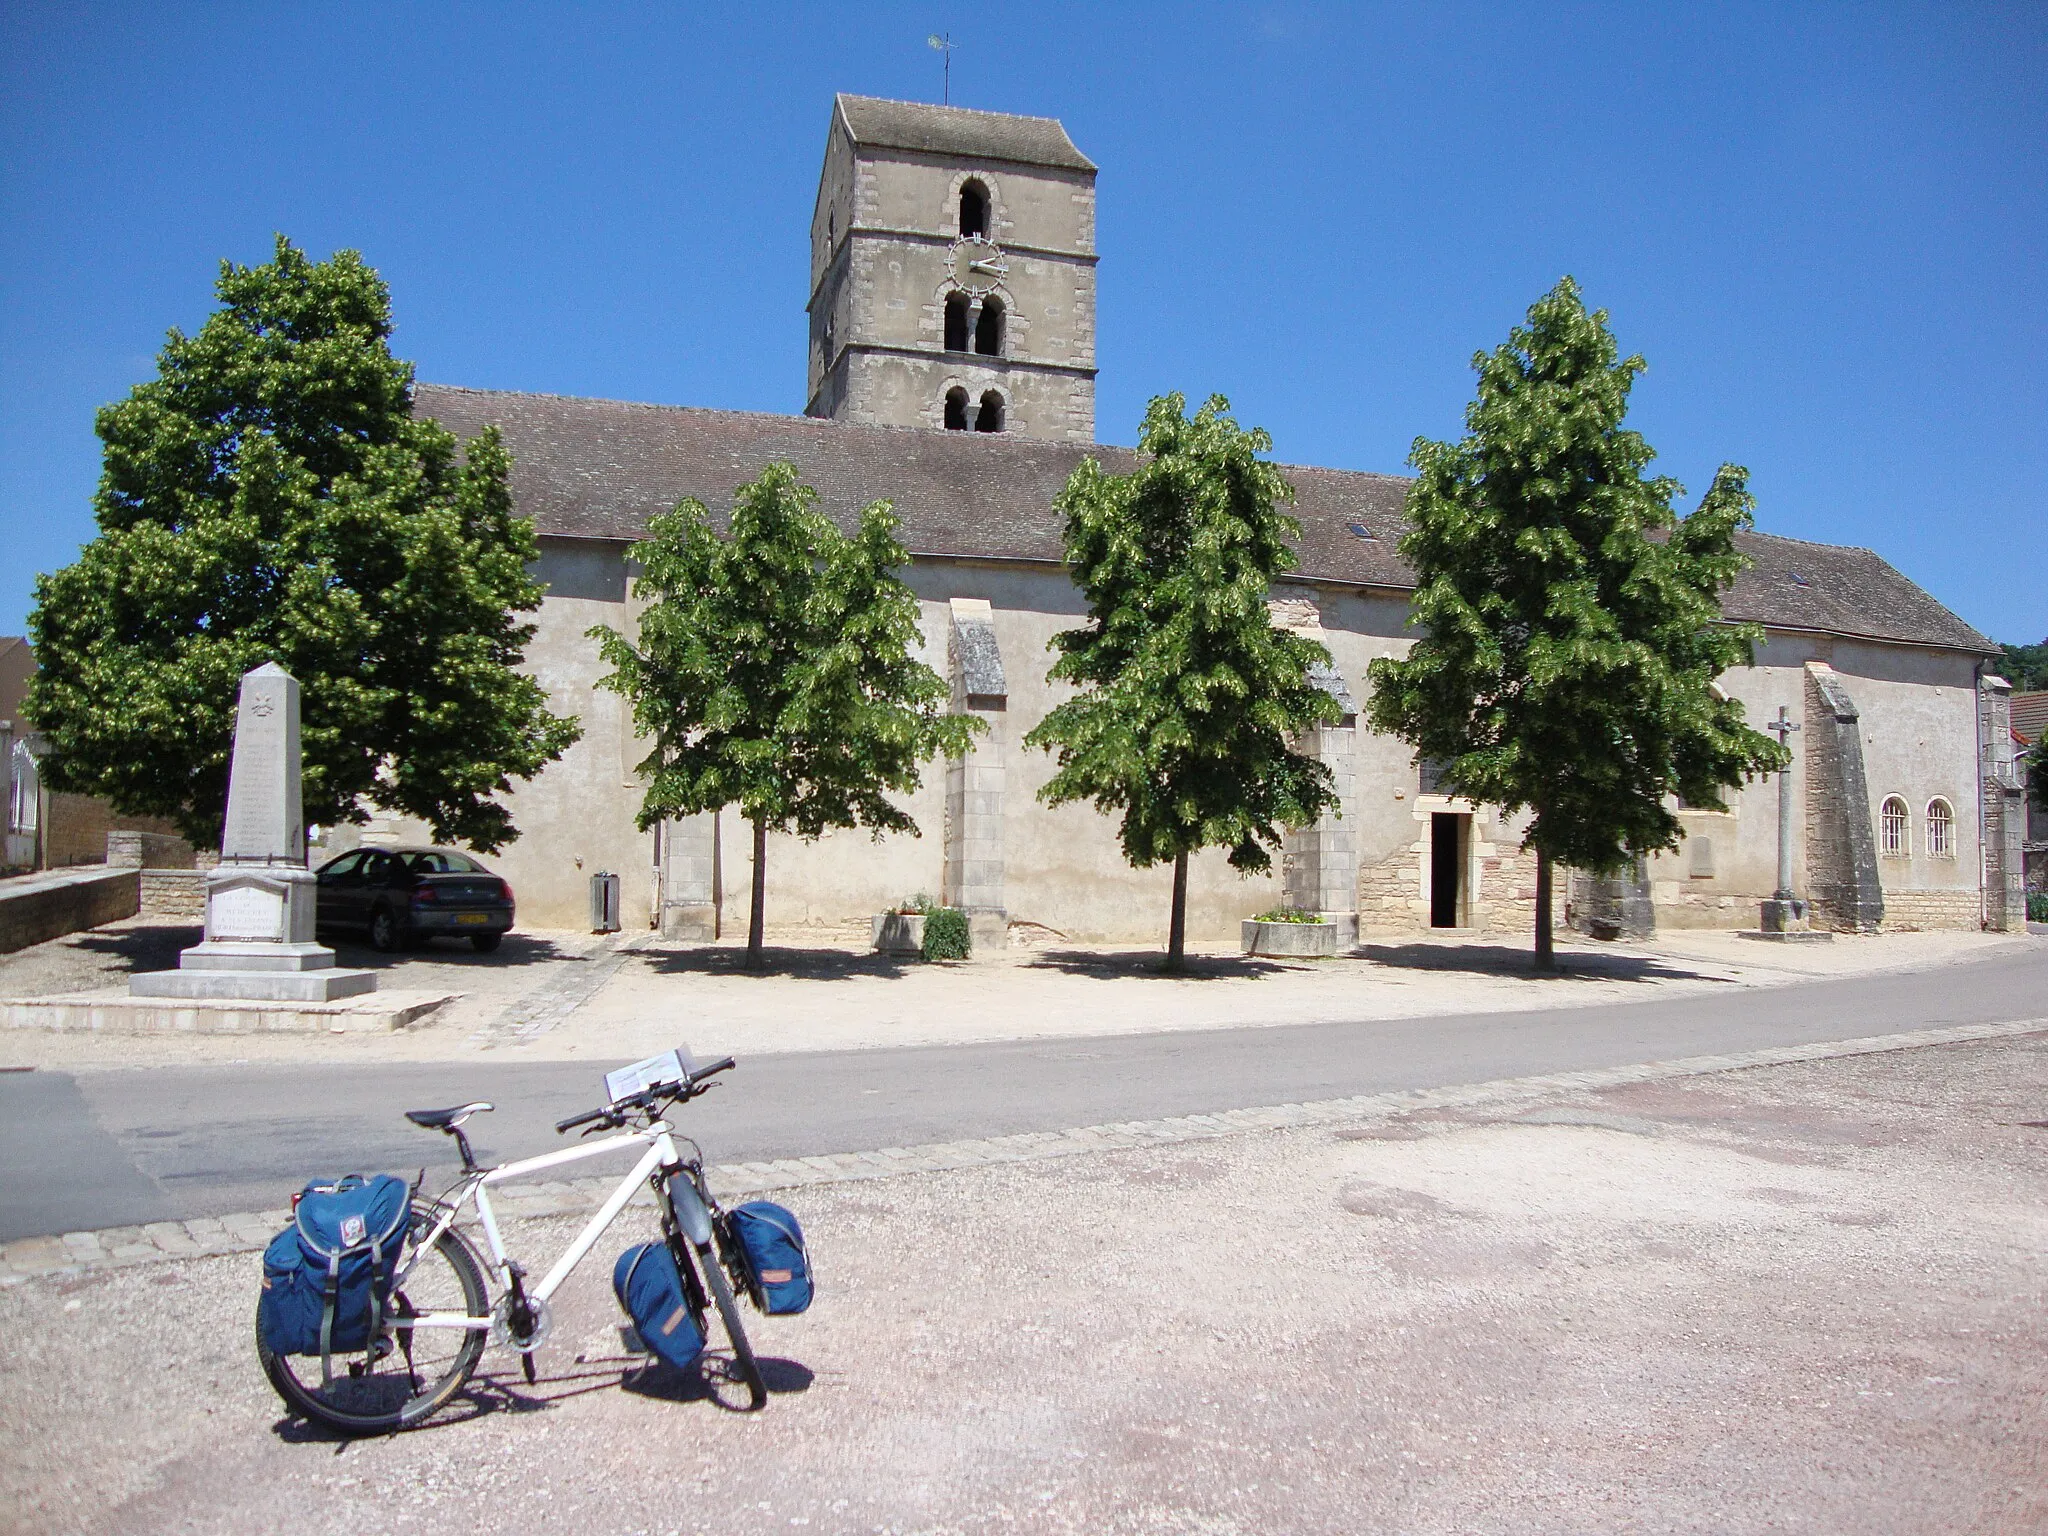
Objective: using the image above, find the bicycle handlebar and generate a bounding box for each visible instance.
[553,1055,737,1135]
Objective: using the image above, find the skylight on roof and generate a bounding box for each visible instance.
[1789,572,1811,587]
[1347,523,1377,541]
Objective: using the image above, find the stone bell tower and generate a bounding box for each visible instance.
[805,93,1097,443]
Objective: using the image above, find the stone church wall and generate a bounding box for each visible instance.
[445,538,1997,944]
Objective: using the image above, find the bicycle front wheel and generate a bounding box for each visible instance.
[258,1204,489,1435]
[694,1236,767,1411]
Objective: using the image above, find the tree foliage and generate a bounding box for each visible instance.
[26,236,579,852]
[1998,639,2048,692]
[1366,277,1787,960]
[590,462,979,965]
[1025,393,1341,967]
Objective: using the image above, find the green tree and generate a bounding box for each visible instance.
[1998,638,2048,692]
[1367,277,1786,969]
[26,236,579,851]
[590,462,979,968]
[1025,394,1341,972]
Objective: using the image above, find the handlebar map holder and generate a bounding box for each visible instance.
[604,1046,698,1105]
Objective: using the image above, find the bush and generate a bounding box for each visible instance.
[2029,892,2048,924]
[1251,907,1326,924]
[921,906,971,960]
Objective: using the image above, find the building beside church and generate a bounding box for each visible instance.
[379,95,2026,942]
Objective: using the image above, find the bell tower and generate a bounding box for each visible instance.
[806,94,1097,443]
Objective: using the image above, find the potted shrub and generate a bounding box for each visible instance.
[872,894,934,955]
[1240,907,1353,957]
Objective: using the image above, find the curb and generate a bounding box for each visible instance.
[6,1015,2042,1286]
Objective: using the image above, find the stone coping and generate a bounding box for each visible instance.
[0,988,458,1035]
[3,1014,2038,1285]
[0,865,136,899]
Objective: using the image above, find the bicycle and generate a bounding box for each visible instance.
[256,1048,767,1435]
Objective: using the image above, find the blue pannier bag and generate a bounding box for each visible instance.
[727,1201,813,1315]
[613,1242,705,1371]
[258,1173,411,1375]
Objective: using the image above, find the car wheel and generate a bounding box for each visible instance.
[470,933,503,954]
[369,906,405,953]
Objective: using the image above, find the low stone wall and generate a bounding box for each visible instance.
[139,869,206,918]
[1879,889,1981,931]
[0,866,140,954]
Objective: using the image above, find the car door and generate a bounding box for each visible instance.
[314,851,366,933]
[357,850,399,931]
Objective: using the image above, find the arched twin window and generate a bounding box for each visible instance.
[1880,796,1909,857]
[943,293,1004,357]
[1925,798,1954,858]
[958,179,989,238]
[942,387,1005,433]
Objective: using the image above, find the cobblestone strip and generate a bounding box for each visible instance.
[7,1015,2041,1286]
[466,934,648,1049]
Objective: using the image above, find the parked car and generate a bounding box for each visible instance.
[314,846,516,953]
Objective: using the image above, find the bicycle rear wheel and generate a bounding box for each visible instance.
[258,1204,489,1435]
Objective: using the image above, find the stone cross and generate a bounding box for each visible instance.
[220,662,305,865]
[1768,705,1801,902]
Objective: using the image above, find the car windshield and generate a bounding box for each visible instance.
[405,851,483,874]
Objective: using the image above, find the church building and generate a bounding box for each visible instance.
[399,95,2029,943]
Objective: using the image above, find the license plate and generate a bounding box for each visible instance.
[455,913,491,926]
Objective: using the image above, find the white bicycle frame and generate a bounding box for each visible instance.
[395,1118,712,1336]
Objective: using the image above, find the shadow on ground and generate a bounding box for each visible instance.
[322,931,594,972]
[31,921,201,976]
[1021,948,1295,981]
[639,945,917,982]
[1358,940,1729,984]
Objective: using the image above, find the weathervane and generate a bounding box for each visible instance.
[927,32,954,105]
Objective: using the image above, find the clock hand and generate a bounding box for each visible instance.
[967,260,1008,274]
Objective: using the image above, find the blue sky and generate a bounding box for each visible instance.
[3,1,2043,645]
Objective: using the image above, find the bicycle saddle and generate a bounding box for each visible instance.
[405,1102,494,1130]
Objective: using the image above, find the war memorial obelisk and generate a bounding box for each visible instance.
[131,663,377,1001]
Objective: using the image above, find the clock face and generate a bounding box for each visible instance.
[949,235,1008,296]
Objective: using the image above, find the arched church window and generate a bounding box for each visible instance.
[959,180,989,238]
[943,387,969,431]
[1925,798,1954,857]
[975,390,1005,433]
[944,293,970,353]
[974,297,1004,357]
[1880,796,1909,856]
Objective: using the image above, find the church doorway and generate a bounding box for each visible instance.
[1430,812,1468,928]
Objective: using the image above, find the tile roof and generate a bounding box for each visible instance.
[2011,692,2048,745]
[415,384,1996,657]
[835,94,1095,173]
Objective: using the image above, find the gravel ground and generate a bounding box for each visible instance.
[3,1034,2043,1534]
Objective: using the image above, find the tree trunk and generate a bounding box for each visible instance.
[747,814,768,970]
[1166,849,1189,973]
[1533,846,1555,971]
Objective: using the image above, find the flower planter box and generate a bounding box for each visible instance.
[1240,913,1357,958]
[871,912,927,955]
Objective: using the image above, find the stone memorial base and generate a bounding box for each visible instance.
[5,988,455,1034]
[1738,896,1833,944]
[130,940,378,1002]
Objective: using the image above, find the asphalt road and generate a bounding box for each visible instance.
[2,942,2041,1241]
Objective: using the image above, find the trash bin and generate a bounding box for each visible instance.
[589,870,621,933]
